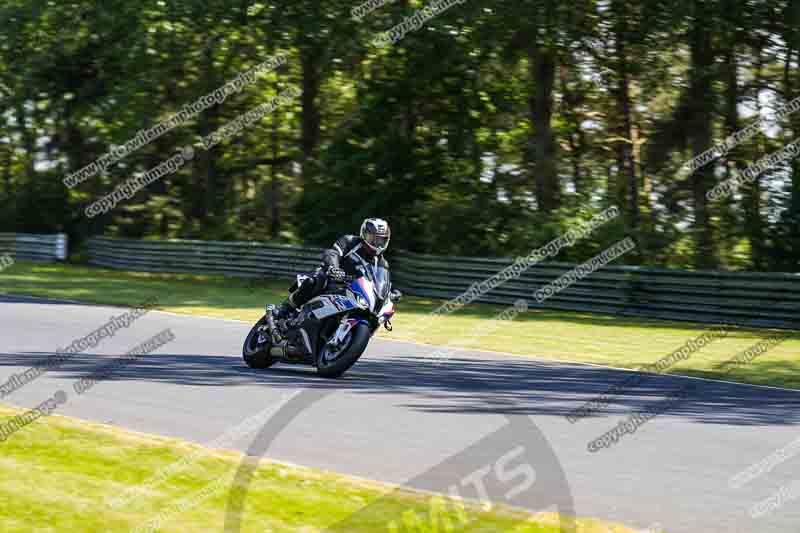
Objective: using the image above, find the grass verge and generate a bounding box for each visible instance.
[1,261,799,390]
[0,404,639,533]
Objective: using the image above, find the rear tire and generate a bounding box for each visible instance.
[316,323,371,378]
[242,316,276,369]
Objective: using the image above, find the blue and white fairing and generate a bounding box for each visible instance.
[307,294,358,320]
[305,262,395,323]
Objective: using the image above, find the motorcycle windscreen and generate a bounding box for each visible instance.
[371,266,391,301]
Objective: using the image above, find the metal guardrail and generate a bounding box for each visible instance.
[88,237,323,281]
[0,233,68,262]
[87,237,800,329]
[392,251,800,330]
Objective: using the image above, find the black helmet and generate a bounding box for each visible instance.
[360,218,391,255]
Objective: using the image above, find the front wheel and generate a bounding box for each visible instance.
[242,316,276,369]
[316,323,371,378]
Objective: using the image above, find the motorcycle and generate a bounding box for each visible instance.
[242,260,401,378]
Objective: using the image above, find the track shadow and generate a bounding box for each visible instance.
[1,346,798,427]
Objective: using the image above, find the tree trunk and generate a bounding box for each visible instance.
[194,40,219,230]
[688,1,717,269]
[613,0,639,228]
[15,96,37,232]
[745,39,766,269]
[269,92,281,240]
[2,143,11,199]
[720,9,741,268]
[559,65,585,196]
[785,0,800,269]
[300,49,321,187]
[528,44,559,212]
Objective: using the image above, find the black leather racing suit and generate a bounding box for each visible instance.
[286,235,389,309]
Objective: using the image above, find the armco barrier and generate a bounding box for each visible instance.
[88,237,323,281]
[87,237,799,329]
[391,251,800,330]
[0,233,68,262]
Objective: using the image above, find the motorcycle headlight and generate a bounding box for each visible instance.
[355,294,369,308]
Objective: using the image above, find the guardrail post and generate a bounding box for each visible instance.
[620,267,643,310]
[55,233,68,260]
[631,267,644,305]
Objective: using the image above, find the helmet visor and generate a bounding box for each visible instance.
[363,230,390,252]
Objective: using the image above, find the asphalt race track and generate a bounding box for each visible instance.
[1,294,799,533]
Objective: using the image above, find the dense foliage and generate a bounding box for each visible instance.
[1,0,799,271]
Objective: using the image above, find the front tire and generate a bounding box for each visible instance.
[316,323,371,378]
[242,316,276,369]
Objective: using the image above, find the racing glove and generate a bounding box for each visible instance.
[327,266,346,282]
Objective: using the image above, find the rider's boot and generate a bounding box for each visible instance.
[272,297,297,320]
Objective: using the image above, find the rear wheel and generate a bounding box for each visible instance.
[242,316,276,369]
[316,323,371,378]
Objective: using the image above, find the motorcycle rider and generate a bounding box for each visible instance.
[272,218,392,320]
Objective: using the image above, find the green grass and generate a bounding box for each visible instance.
[1,261,799,390]
[0,405,639,533]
